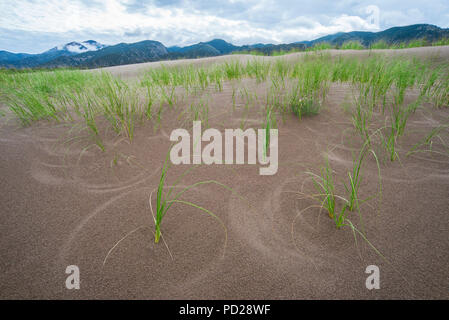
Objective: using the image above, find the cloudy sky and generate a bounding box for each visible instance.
[0,0,448,53]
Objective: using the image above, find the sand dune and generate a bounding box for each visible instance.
[0,47,448,299]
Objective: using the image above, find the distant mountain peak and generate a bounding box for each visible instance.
[53,40,107,54]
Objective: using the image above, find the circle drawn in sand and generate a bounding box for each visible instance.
[59,185,228,296]
[227,175,361,270]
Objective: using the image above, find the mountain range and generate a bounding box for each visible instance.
[300,23,449,47]
[0,40,108,68]
[1,24,448,69]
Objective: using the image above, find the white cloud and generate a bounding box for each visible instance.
[0,0,447,53]
[381,9,426,27]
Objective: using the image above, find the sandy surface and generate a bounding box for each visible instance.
[0,47,448,299]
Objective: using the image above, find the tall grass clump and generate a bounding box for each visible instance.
[273,59,290,84]
[350,56,394,112]
[210,65,224,91]
[189,99,210,127]
[351,98,373,145]
[426,71,449,108]
[271,48,303,56]
[372,59,422,160]
[370,40,390,50]
[432,38,449,46]
[2,69,150,148]
[380,103,413,161]
[151,153,241,245]
[407,124,449,156]
[390,39,428,49]
[94,73,141,141]
[3,69,96,124]
[306,143,381,230]
[263,105,276,159]
[308,42,334,51]
[57,87,106,150]
[232,49,265,56]
[331,56,358,83]
[339,55,443,161]
[340,41,364,50]
[308,157,338,221]
[223,61,243,80]
[103,152,247,265]
[245,59,271,83]
[289,55,330,118]
[345,145,381,213]
[406,39,428,48]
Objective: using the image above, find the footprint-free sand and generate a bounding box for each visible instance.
[1,46,448,299]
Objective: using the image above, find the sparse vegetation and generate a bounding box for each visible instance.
[340,41,364,50]
[307,42,334,51]
[306,142,381,230]
[2,51,447,159]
